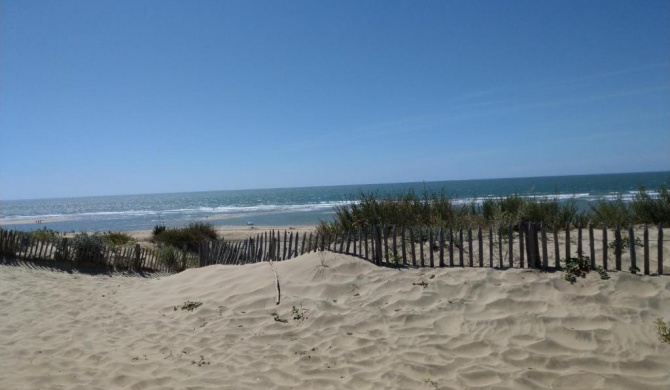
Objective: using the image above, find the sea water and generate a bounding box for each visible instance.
[1,171,668,233]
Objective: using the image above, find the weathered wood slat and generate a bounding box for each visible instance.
[508,227,513,268]
[565,224,571,260]
[659,226,664,275]
[401,227,407,266]
[478,227,483,268]
[629,226,637,274]
[644,225,650,275]
[468,228,473,267]
[419,227,425,267]
[615,226,622,271]
[541,224,548,269]
[393,226,399,265]
[459,228,464,267]
[449,228,454,267]
[602,228,608,270]
[439,228,445,267]
[409,228,416,266]
[589,225,596,269]
[489,226,493,268]
[429,228,434,268]
[518,223,524,268]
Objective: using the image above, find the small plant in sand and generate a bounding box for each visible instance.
[291,304,309,323]
[422,377,438,389]
[607,234,643,254]
[389,250,402,267]
[562,252,609,284]
[191,355,210,366]
[655,318,670,344]
[174,301,203,312]
[270,312,288,323]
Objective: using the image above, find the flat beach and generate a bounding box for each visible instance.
[1,250,669,390]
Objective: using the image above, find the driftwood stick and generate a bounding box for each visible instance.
[268,260,281,305]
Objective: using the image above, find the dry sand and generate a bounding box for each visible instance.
[1,252,669,390]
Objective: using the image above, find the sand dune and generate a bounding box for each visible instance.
[1,252,669,389]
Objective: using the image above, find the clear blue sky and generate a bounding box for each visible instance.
[1,0,669,200]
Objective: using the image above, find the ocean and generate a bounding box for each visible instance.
[1,171,668,233]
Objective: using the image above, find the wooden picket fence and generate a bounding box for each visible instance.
[0,229,198,273]
[2,224,667,276]
[198,224,667,276]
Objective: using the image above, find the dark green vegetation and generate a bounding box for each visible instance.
[152,222,218,253]
[562,252,609,284]
[317,184,670,236]
[655,318,670,344]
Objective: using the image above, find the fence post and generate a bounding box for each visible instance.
[658,225,664,276]
[409,228,416,266]
[419,227,425,267]
[518,223,525,268]
[629,226,637,274]
[478,227,483,268]
[615,226,622,271]
[134,244,141,271]
[459,228,464,267]
[439,228,445,267]
[589,224,596,269]
[468,227,473,267]
[374,225,383,266]
[643,225,649,275]
[429,228,435,268]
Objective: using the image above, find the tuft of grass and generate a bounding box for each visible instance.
[654,318,670,344]
[291,304,308,323]
[102,231,135,246]
[174,301,203,312]
[153,222,218,253]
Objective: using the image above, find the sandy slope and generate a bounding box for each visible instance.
[1,253,669,390]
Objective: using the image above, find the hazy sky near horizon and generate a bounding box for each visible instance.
[1,0,669,200]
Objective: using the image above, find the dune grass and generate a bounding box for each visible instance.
[317,184,670,236]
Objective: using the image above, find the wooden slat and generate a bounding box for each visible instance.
[384,226,390,264]
[644,225,650,275]
[419,227,425,267]
[429,228,434,268]
[553,227,560,268]
[577,226,583,257]
[489,226,493,268]
[409,228,416,266]
[478,227,483,268]
[459,228,464,267]
[498,227,503,268]
[468,227,473,267]
[629,226,637,274]
[518,223,524,268]
[392,226,398,265]
[565,224,571,260]
[439,228,445,267]
[658,226,664,276]
[449,228,454,267]
[541,223,548,269]
[508,227,513,268]
[602,228,608,270]
[615,226,622,271]
[401,227,407,266]
[589,225,596,268]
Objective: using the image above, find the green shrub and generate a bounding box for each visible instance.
[153,222,218,253]
[71,233,106,264]
[30,228,62,243]
[631,185,670,226]
[158,245,182,271]
[590,197,631,228]
[153,224,167,236]
[562,252,609,284]
[655,318,670,344]
[102,231,135,246]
